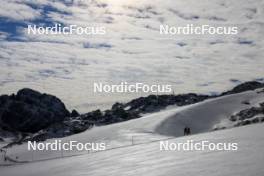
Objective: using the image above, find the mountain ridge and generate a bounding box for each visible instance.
[0,81,263,143]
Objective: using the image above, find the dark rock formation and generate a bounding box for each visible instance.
[0,88,70,133]
[230,107,261,121]
[231,102,264,127]
[70,109,80,117]
[123,93,209,113]
[80,106,139,126]
[81,109,103,123]
[230,102,264,122]
[222,81,264,95]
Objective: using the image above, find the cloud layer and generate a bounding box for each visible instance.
[0,0,264,112]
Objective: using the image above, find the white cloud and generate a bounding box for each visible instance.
[0,0,42,21]
[0,0,264,112]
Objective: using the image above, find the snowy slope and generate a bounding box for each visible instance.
[2,88,264,163]
[1,123,264,176]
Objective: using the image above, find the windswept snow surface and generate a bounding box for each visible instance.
[1,123,264,176]
[2,89,264,164]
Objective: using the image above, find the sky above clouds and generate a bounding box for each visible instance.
[0,0,264,112]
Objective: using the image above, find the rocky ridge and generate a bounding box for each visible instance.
[0,81,263,143]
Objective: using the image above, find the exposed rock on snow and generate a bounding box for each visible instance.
[230,102,264,127]
[123,94,210,113]
[222,81,264,95]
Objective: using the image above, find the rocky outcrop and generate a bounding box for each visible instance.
[124,94,210,113]
[222,81,264,95]
[70,109,80,117]
[0,88,70,133]
[28,120,91,142]
[79,105,139,126]
[230,102,264,127]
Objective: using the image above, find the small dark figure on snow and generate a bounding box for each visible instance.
[184,127,191,135]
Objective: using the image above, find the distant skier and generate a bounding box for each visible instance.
[184,127,191,135]
[184,127,188,135]
[187,127,191,135]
